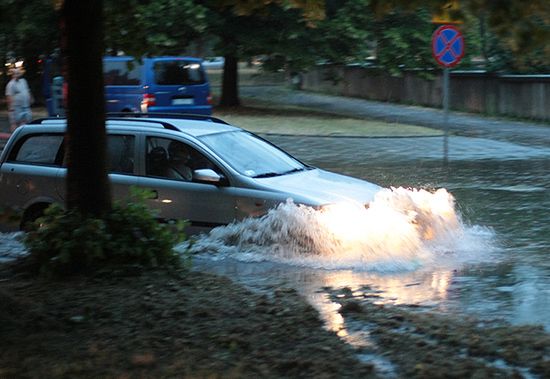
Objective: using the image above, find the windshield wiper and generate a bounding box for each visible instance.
[281,167,307,175]
[252,172,281,178]
[252,167,308,178]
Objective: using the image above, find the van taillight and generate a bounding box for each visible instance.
[141,93,156,111]
[207,93,213,105]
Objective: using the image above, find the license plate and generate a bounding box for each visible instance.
[172,98,194,105]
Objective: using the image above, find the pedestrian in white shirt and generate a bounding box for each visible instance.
[5,68,33,132]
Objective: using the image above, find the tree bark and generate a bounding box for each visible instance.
[62,0,111,216]
[219,54,240,107]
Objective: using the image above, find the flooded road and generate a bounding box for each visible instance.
[191,134,550,331]
[1,133,549,334]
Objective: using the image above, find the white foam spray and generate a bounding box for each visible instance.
[181,187,496,272]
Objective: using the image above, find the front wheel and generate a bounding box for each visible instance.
[20,204,49,232]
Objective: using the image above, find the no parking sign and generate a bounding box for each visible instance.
[432,25,465,67]
[431,24,464,164]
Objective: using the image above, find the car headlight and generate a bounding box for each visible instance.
[319,202,369,241]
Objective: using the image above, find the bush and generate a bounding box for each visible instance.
[0,206,21,225]
[23,189,188,276]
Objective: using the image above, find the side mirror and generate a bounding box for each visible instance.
[193,169,222,184]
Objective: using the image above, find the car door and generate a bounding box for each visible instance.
[106,133,140,200]
[137,136,238,231]
[0,133,65,226]
[149,58,210,111]
[53,133,139,203]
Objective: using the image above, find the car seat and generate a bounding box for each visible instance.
[147,146,170,177]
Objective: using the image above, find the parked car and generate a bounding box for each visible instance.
[43,56,213,117]
[201,57,225,69]
[0,114,380,234]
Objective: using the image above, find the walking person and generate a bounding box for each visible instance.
[5,67,33,132]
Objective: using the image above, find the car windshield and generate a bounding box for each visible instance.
[199,131,307,178]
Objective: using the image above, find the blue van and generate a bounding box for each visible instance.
[44,56,213,116]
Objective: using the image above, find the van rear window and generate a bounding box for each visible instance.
[104,61,142,85]
[154,61,205,85]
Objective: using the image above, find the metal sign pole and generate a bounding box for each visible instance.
[443,67,450,165]
[432,24,464,166]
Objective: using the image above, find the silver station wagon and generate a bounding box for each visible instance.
[0,114,381,233]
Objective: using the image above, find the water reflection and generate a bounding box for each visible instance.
[193,136,550,331]
[192,257,457,338]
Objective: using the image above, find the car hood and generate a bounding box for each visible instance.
[254,168,382,207]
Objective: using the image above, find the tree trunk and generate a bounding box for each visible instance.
[62,0,111,216]
[479,13,488,69]
[219,55,240,107]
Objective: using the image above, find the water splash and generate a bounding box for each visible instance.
[0,232,27,263]
[184,187,496,272]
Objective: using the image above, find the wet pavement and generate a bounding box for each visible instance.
[268,135,550,165]
[237,85,550,170]
[240,85,550,147]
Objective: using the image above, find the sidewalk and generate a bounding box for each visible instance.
[240,86,550,147]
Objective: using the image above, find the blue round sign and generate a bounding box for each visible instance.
[432,25,465,67]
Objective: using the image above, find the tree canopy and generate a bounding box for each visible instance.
[2,0,548,92]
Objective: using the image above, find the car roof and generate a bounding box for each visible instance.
[26,115,241,137]
[104,56,202,63]
[118,116,240,137]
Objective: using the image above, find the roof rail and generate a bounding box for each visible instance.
[106,112,230,125]
[28,117,66,125]
[28,113,230,130]
[28,117,183,132]
[106,118,179,131]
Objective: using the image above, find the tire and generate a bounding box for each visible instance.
[20,204,49,232]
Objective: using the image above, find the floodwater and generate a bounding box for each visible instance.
[188,135,550,334]
[1,134,549,337]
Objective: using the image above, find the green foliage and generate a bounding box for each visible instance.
[23,189,188,277]
[104,0,207,56]
[0,206,21,225]
[373,8,436,77]
[470,0,549,71]
[305,0,373,67]
[0,0,58,94]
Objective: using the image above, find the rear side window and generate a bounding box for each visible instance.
[104,60,142,85]
[153,61,205,85]
[10,135,64,165]
[107,135,135,174]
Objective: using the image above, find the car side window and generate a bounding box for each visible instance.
[8,134,64,166]
[145,137,221,181]
[107,135,135,174]
[103,60,142,85]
